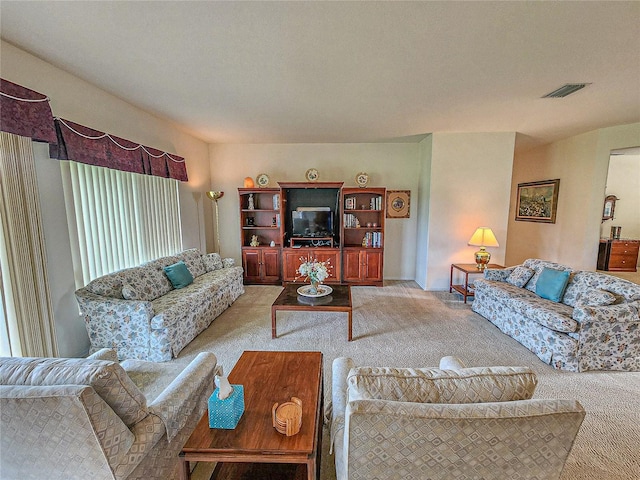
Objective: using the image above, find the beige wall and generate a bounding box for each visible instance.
[1,41,211,357]
[507,123,640,270]
[423,132,516,290]
[601,154,640,244]
[208,143,420,279]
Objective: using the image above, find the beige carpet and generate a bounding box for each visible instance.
[169,281,640,480]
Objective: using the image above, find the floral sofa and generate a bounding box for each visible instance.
[0,348,219,480]
[330,356,585,480]
[472,258,640,372]
[75,248,244,361]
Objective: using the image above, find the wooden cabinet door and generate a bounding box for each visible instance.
[262,249,281,282]
[242,249,262,282]
[343,249,363,282]
[312,249,341,282]
[363,250,383,281]
[282,250,302,282]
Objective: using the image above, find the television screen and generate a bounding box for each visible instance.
[292,209,333,237]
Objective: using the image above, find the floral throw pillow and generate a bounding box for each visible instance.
[577,289,617,307]
[505,266,535,288]
[121,282,141,301]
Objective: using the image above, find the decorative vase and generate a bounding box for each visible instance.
[309,280,320,295]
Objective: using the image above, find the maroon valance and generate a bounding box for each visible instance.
[50,118,188,182]
[0,78,57,144]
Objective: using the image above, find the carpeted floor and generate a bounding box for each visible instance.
[170,281,640,480]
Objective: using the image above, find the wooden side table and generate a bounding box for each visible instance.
[450,263,504,303]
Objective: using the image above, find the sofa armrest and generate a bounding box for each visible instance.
[484,266,515,282]
[573,302,640,324]
[87,348,119,362]
[1,384,135,476]
[147,351,218,441]
[76,288,153,327]
[330,357,355,455]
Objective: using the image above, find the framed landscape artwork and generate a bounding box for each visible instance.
[515,179,560,223]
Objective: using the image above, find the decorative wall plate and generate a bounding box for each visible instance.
[355,172,369,188]
[256,173,270,187]
[386,190,411,218]
[305,168,319,182]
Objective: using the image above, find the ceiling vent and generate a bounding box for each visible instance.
[542,83,591,98]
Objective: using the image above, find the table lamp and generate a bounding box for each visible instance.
[468,227,499,269]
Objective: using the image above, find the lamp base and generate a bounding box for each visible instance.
[474,247,491,270]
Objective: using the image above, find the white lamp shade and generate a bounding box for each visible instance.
[468,227,499,247]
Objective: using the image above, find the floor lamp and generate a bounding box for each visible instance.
[206,191,224,253]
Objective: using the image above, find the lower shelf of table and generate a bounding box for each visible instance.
[451,284,475,297]
[210,461,307,480]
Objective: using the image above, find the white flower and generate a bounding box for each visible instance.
[296,255,332,284]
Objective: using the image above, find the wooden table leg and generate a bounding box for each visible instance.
[179,456,190,480]
[348,309,352,341]
[271,306,277,338]
[307,458,317,480]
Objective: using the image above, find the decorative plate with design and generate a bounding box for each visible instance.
[297,284,332,297]
[355,172,369,188]
[256,173,270,187]
[305,168,319,182]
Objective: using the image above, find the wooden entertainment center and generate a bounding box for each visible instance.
[238,182,386,286]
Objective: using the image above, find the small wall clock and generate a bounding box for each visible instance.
[305,168,319,182]
[355,172,369,188]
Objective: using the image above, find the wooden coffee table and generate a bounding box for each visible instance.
[179,350,323,480]
[272,283,353,340]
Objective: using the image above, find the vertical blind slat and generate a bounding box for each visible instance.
[63,162,182,287]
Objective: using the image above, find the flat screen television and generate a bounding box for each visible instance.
[292,208,334,237]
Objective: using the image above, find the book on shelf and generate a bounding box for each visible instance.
[369,196,382,210]
[345,197,356,210]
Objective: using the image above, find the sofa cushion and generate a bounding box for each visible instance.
[164,261,194,289]
[474,279,537,301]
[506,266,535,288]
[203,252,224,272]
[578,289,618,307]
[536,267,571,302]
[510,296,578,333]
[522,259,573,293]
[122,281,142,300]
[85,274,124,299]
[563,270,640,306]
[347,365,537,405]
[175,248,207,277]
[0,357,148,427]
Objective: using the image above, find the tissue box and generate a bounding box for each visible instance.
[208,385,244,429]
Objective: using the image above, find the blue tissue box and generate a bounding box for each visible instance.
[208,385,244,429]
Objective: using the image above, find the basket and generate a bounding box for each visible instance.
[272,396,303,436]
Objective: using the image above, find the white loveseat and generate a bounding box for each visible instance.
[472,258,640,372]
[0,348,218,480]
[75,248,244,361]
[330,356,585,480]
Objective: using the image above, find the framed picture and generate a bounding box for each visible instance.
[386,190,410,218]
[602,195,618,222]
[515,179,560,223]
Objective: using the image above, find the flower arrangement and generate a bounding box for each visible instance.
[296,255,332,289]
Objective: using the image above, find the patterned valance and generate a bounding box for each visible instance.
[50,118,188,182]
[0,78,57,144]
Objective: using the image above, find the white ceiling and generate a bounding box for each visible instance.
[1,1,639,149]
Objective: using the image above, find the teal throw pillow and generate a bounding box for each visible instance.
[164,261,194,289]
[536,267,570,302]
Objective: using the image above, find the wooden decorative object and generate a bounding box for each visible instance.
[272,397,303,436]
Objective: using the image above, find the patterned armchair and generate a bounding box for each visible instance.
[330,356,585,480]
[0,348,218,480]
